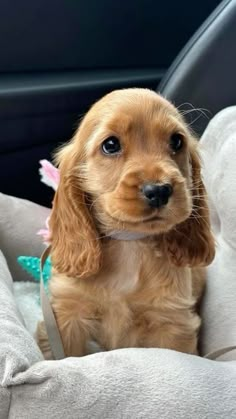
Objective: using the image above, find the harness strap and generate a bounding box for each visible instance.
[40,247,65,360]
[204,345,236,361]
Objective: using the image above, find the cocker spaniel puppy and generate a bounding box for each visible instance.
[37,88,215,359]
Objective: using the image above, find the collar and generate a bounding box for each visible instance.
[109,230,150,241]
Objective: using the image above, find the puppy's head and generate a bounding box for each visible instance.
[49,89,215,277]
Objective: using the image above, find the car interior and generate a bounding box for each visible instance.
[0,0,223,207]
[1,2,236,417]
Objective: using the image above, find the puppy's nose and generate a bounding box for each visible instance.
[142,183,173,208]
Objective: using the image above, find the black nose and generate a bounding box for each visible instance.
[142,183,173,208]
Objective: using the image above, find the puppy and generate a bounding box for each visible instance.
[37,88,215,359]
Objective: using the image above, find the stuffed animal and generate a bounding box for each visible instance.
[37,159,59,244]
[17,160,59,287]
[17,255,51,291]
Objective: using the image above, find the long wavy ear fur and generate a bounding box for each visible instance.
[49,142,102,278]
[164,143,215,268]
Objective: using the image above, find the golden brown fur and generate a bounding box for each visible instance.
[36,89,215,359]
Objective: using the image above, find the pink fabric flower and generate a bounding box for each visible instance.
[37,216,51,245]
[38,159,59,244]
[39,159,60,191]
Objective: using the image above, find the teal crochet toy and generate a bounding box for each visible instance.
[17,255,51,291]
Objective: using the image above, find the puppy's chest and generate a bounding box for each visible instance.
[93,241,192,310]
[101,245,140,293]
[97,241,164,295]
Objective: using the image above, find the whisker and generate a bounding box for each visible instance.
[89,195,101,211]
[177,103,211,123]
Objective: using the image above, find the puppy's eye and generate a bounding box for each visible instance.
[102,137,121,155]
[170,133,184,153]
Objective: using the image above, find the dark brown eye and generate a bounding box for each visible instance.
[102,136,121,155]
[170,133,184,153]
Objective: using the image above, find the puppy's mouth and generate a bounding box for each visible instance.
[142,214,163,223]
[106,211,163,225]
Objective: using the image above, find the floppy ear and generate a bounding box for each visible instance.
[49,142,102,279]
[164,144,215,268]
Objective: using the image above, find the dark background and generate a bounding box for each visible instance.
[0,0,220,205]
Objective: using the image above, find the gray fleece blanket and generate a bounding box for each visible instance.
[1,107,236,418]
[0,252,236,419]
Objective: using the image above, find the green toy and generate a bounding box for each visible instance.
[17,255,51,292]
